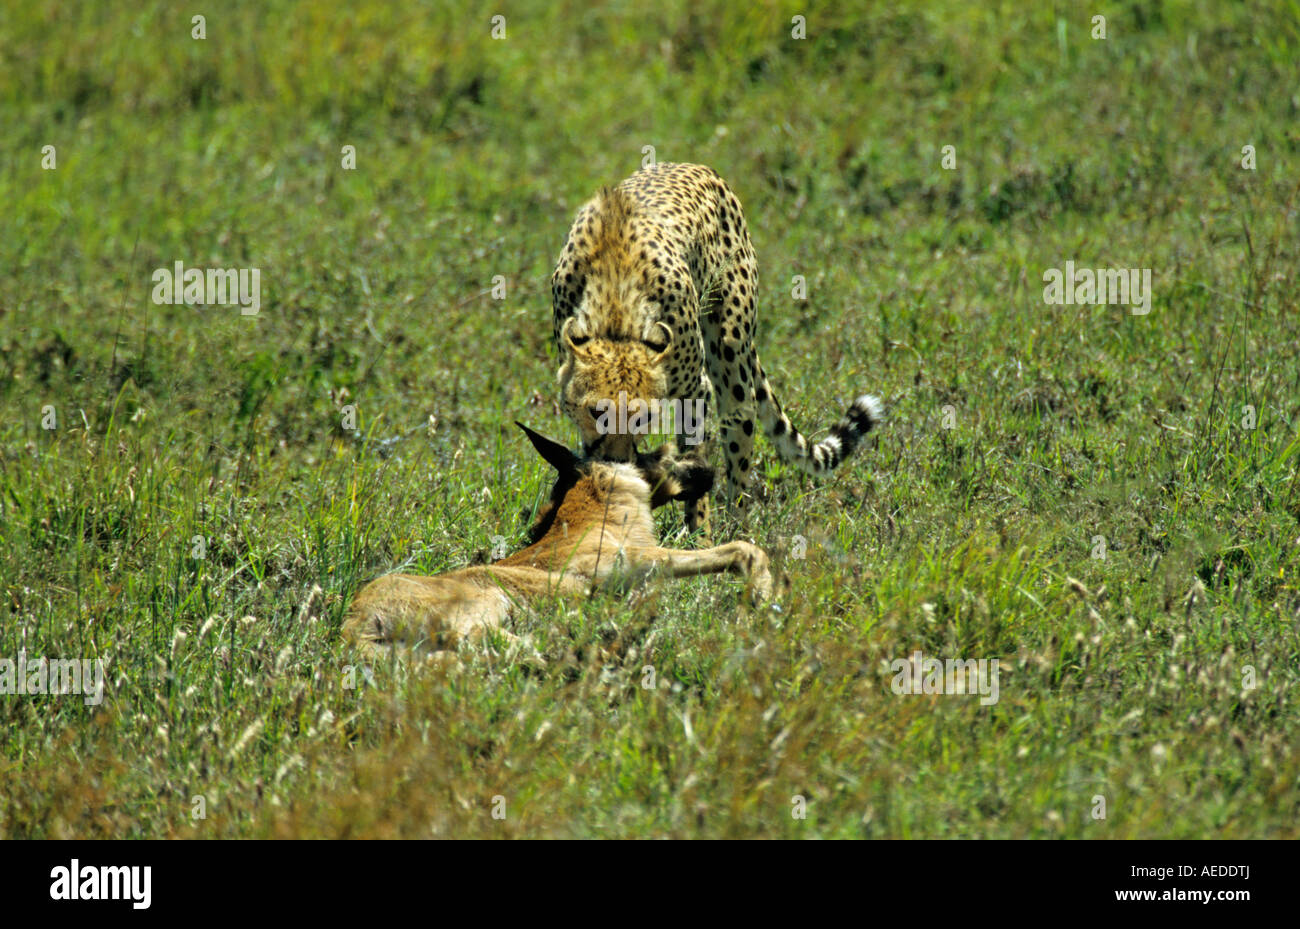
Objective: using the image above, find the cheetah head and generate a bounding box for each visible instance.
[557,316,673,461]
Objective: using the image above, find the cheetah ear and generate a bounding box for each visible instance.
[516,422,577,474]
[561,317,590,353]
[645,322,672,360]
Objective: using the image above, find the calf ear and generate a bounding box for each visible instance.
[516,422,577,473]
[674,461,715,499]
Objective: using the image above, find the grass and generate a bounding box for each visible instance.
[1,0,1297,838]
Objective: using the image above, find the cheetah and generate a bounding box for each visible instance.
[551,161,883,531]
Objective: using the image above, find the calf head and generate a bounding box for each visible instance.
[516,423,713,543]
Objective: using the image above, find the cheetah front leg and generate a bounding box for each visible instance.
[700,279,760,525]
[703,347,757,526]
[676,372,714,537]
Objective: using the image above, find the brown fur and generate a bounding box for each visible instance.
[342,426,771,664]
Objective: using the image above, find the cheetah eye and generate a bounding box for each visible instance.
[569,335,591,348]
[642,322,672,354]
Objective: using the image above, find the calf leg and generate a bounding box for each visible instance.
[644,540,772,601]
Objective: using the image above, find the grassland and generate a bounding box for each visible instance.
[1,0,1297,838]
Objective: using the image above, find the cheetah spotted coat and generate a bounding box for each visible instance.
[551,162,882,529]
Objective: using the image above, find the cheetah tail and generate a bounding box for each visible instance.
[754,358,884,476]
